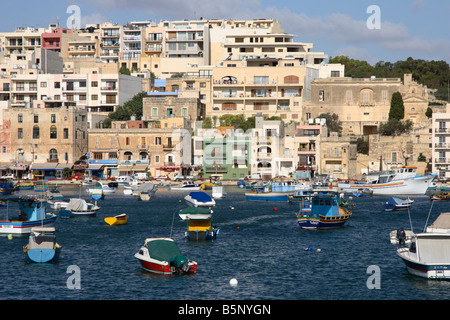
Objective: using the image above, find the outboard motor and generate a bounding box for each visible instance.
[396,228,406,245]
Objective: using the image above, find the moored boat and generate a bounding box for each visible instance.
[0,196,57,234]
[170,181,200,191]
[352,188,373,197]
[178,207,213,221]
[296,191,353,229]
[134,238,197,275]
[430,192,450,201]
[245,181,295,202]
[184,191,216,207]
[397,212,450,279]
[384,197,414,211]
[0,179,16,195]
[17,181,35,190]
[23,227,61,263]
[104,213,128,226]
[338,165,436,195]
[57,198,100,217]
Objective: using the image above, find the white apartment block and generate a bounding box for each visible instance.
[432,106,450,181]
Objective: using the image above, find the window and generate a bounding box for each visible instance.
[50,125,57,139]
[155,155,160,163]
[64,128,69,139]
[18,114,23,123]
[152,108,158,117]
[18,128,23,139]
[181,108,188,117]
[284,75,299,84]
[91,81,98,87]
[51,114,56,123]
[34,115,39,123]
[49,149,58,161]
[54,82,60,88]
[331,71,340,77]
[2,146,6,153]
[33,125,39,139]
[126,137,130,145]
[40,82,47,88]
[319,90,324,102]
[91,94,98,100]
[254,76,269,84]
[155,137,161,145]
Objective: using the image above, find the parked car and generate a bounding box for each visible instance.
[0,174,15,179]
[155,175,170,181]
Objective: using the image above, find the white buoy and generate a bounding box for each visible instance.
[7,234,13,240]
[316,248,321,253]
[230,278,238,287]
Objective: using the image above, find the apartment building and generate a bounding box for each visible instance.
[432,106,450,181]
[294,120,328,177]
[87,117,191,178]
[0,26,45,56]
[207,58,305,121]
[6,71,142,126]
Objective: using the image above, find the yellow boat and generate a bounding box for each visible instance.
[104,213,128,226]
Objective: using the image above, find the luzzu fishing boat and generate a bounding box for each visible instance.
[0,196,57,234]
[296,190,353,229]
[0,178,15,195]
[23,227,61,263]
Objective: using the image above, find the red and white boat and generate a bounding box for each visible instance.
[134,238,197,275]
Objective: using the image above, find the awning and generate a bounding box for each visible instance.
[10,163,29,171]
[0,163,10,170]
[131,164,148,172]
[86,164,105,171]
[118,165,133,172]
[30,163,58,171]
[56,163,73,170]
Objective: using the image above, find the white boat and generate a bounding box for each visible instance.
[170,181,200,191]
[397,212,450,279]
[116,176,132,185]
[57,198,100,217]
[81,178,97,186]
[178,207,213,221]
[212,186,226,199]
[124,182,158,197]
[338,165,436,195]
[87,181,116,194]
[184,191,216,208]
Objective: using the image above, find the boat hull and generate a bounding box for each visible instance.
[338,175,435,195]
[0,215,57,235]
[398,248,450,279]
[104,214,128,225]
[25,247,61,263]
[135,256,197,275]
[245,192,292,202]
[297,214,350,229]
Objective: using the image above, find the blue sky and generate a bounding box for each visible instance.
[1,0,449,64]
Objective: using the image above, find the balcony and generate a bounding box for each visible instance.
[137,144,149,150]
[205,165,227,173]
[163,144,176,151]
[435,158,450,164]
[435,143,450,149]
[435,128,450,133]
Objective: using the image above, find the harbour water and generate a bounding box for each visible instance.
[1,185,450,301]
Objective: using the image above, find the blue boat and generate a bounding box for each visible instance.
[352,188,373,197]
[245,182,295,202]
[296,191,353,229]
[23,227,61,263]
[237,179,246,189]
[288,189,313,204]
[384,197,414,211]
[184,192,216,207]
[0,196,57,234]
[0,179,15,195]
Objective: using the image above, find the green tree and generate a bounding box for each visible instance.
[318,113,342,136]
[102,91,147,128]
[356,137,369,154]
[389,92,405,120]
[425,107,433,119]
[119,66,131,75]
[378,119,413,136]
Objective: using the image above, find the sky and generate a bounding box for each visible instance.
[1,0,449,65]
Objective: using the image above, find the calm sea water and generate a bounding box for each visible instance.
[1,185,450,301]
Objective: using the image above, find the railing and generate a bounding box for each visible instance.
[137,144,149,150]
[435,143,450,149]
[435,158,450,164]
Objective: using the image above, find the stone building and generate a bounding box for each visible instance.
[304,74,429,136]
[2,105,87,179]
[87,117,191,178]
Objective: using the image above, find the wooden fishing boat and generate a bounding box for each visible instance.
[23,227,61,263]
[104,213,128,226]
[296,191,353,229]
